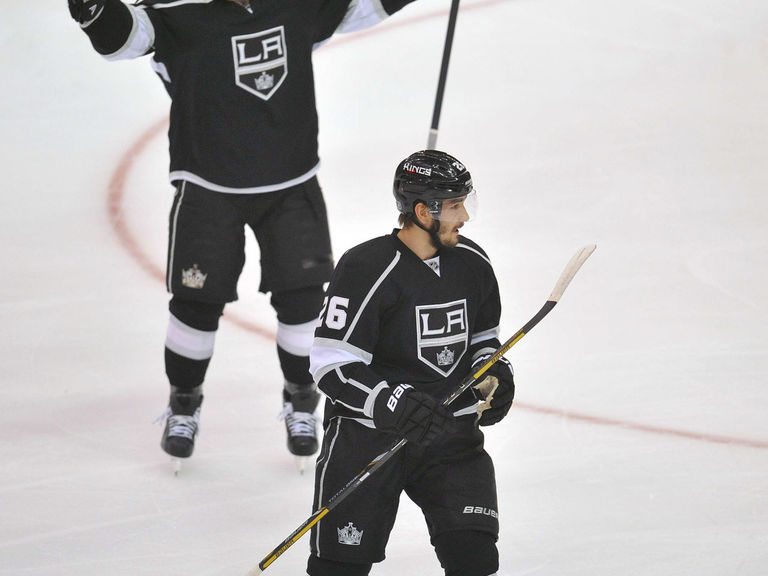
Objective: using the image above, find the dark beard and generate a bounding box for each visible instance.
[428,220,454,252]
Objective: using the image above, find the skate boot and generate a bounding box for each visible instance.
[160,385,203,470]
[280,383,320,471]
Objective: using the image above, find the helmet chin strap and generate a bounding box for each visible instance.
[428,219,447,251]
[411,214,447,252]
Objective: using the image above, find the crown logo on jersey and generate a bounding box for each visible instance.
[254,71,274,91]
[181,264,208,289]
[437,346,455,366]
[337,522,363,546]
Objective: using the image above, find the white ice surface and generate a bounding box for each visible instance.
[1,1,767,575]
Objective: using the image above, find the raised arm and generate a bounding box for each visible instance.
[68,0,155,60]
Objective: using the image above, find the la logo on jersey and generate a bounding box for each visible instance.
[231,26,287,100]
[415,300,468,376]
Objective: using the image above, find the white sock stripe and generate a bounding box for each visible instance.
[165,314,216,360]
[276,320,316,356]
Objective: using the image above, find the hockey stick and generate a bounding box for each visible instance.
[427,0,461,149]
[246,244,596,575]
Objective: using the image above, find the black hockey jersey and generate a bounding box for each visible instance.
[78,0,412,192]
[311,230,504,426]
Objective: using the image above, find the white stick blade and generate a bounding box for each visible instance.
[548,244,596,302]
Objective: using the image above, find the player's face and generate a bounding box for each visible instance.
[434,196,471,247]
[435,191,476,223]
[435,218,462,247]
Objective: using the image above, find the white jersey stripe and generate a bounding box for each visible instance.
[169,162,321,194]
[310,339,373,381]
[150,0,214,9]
[343,251,401,342]
[457,241,492,266]
[335,0,389,34]
[471,325,501,344]
[104,6,155,61]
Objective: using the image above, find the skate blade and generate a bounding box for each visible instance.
[171,457,183,476]
[294,456,310,474]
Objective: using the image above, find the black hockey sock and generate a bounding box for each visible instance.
[165,347,211,390]
[277,345,313,386]
[433,530,499,576]
[306,555,372,576]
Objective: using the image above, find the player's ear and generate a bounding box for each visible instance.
[413,201,432,227]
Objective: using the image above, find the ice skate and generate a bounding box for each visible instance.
[159,385,203,474]
[280,385,320,473]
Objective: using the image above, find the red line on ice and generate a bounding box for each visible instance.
[105,0,768,451]
[517,402,768,450]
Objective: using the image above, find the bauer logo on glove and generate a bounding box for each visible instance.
[471,353,515,426]
[373,384,455,445]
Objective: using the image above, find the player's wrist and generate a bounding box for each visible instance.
[372,383,413,430]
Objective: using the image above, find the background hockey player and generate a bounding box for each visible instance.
[307,150,515,576]
[67,0,420,465]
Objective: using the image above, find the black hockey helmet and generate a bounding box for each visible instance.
[393,150,475,220]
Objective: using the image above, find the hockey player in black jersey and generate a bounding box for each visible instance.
[67,0,419,467]
[307,150,515,576]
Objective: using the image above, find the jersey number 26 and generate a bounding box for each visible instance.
[319,295,350,330]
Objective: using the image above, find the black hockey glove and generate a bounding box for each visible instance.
[373,384,454,446]
[380,0,416,16]
[471,354,515,426]
[68,0,106,26]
